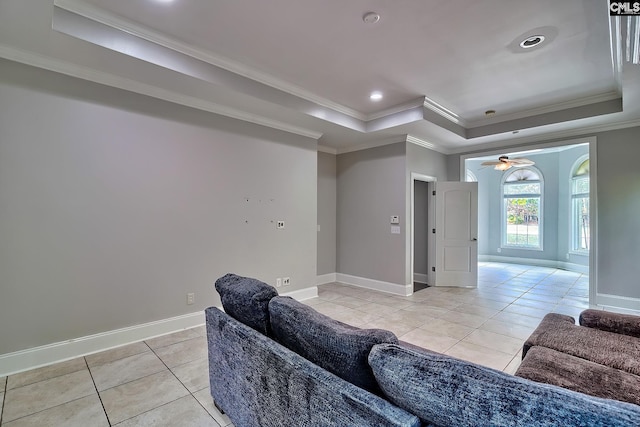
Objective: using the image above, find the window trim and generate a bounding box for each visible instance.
[500,166,544,251]
[569,155,590,255]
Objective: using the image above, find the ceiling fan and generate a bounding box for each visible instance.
[481,155,535,171]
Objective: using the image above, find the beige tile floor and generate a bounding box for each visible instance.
[0,262,592,426]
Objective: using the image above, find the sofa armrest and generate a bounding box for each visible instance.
[579,309,640,339]
[522,313,575,358]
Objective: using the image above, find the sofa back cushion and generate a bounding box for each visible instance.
[206,307,420,427]
[525,312,640,376]
[215,273,278,335]
[268,296,398,394]
[369,343,640,427]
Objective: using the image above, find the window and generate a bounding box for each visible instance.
[503,168,542,249]
[571,158,590,252]
[466,170,478,182]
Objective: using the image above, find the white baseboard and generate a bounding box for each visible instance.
[0,285,322,377]
[596,293,640,313]
[0,310,208,377]
[316,273,337,285]
[479,255,589,274]
[281,286,318,301]
[413,273,429,284]
[336,273,412,296]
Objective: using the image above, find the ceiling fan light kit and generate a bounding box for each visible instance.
[481,155,535,171]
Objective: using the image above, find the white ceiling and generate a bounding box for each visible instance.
[1,0,639,153]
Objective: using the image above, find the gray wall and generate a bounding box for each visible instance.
[595,127,640,300]
[317,152,337,275]
[337,143,406,284]
[0,60,318,355]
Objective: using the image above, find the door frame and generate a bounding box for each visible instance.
[410,173,437,289]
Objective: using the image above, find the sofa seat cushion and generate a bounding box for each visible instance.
[268,296,398,394]
[214,273,278,335]
[516,346,640,406]
[369,343,640,427]
[524,313,640,376]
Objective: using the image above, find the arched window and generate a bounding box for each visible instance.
[571,158,589,252]
[503,168,542,249]
[466,170,478,182]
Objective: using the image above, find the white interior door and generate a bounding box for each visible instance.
[434,182,478,287]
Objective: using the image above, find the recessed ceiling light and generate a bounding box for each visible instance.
[485,109,496,116]
[508,27,556,54]
[520,35,545,49]
[363,12,380,24]
[370,91,383,101]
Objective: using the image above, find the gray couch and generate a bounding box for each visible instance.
[206,274,640,427]
[517,310,640,405]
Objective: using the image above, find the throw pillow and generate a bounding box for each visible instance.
[268,296,398,394]
[368,343,640,427]
[214,273,278,335]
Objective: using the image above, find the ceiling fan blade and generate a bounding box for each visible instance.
[481,161,502,166]
[509,158,535,165]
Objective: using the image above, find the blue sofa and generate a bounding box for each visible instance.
[206,274,640,427]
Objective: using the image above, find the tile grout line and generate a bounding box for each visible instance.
[0,394,96,426]
[146,339,222,426]
[318,265,588,364]
[84,356,113,426]
[1,373,6,426]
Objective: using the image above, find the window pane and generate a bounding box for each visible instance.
[573,196,590,251]
[572,176,589,194]
[505,197,540,247]
[574,159,589,177]
[504,182,540,195]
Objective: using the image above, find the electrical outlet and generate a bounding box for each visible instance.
[283,277,290,286]
[276,278,282,288]
[187,293,195,305]
[276,221,285,229]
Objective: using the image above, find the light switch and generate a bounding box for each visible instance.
[391,225,401,234]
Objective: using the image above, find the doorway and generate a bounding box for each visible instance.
[413,180,430,291]
[461,137,596,305]
[411,173,436,292]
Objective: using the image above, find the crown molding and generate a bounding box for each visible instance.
[423,97,467,126]
[54,0,367,121]
[465,91,622,128]
[365,97,426,121]
[406,135,451,155]
[448,117,640,155]
[317,145,337,155]
[0,44,323,140]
